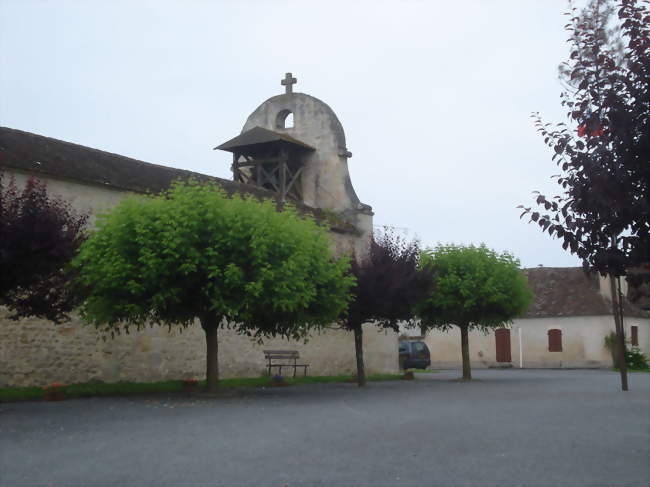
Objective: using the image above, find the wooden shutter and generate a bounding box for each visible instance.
[548,329,562,352]
[495,328,512,362]
[631,326,638,346]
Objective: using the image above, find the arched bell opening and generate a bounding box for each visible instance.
[276,109,294,129]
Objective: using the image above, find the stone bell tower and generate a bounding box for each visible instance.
[215,73,372,221]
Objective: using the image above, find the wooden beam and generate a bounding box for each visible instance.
[259,165,280,192]
[285,165,304,196]
[280,160,287,204]
[231,153,241,182]
[232,157,283,168]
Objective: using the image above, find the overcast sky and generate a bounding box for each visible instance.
[1,0,586,268]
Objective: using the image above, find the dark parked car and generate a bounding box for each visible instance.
[399,340,431,370]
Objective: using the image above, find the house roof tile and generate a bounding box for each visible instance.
[523,267,649,319]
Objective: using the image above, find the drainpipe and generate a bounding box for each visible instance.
[518,327,523,368]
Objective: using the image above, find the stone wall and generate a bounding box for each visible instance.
[0,309,397,387]
[1,169,396,387]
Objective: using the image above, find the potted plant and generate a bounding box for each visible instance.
[182,378,200,393]
[42,383,67,401]
[270,374,288,387]
[402,370,415,380]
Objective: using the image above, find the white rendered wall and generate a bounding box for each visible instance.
[7,170,131,226]
[417,316,650,370]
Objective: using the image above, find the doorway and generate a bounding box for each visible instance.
[495,328,512,363]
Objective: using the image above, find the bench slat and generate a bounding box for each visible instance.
[264,350,309,378]
[264,352,299,360]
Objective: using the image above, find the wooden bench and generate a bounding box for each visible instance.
[263,350,309,378]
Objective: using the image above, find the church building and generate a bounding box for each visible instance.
[0,74,397,387]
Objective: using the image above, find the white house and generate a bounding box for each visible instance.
[404,267,650,369]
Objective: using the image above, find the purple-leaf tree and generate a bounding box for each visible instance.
[341,229,433,387]
[519,0,649,391]
[0,174,88,323]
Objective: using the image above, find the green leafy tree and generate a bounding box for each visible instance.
[416,244,532,380]
[73,181,354,392]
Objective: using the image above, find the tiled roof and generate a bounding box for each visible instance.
[523,267,649,319]
[0,126,265,197]
[215,126,315,152]
[0,126,355,233]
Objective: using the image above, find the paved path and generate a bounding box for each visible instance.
[1,369,649,487]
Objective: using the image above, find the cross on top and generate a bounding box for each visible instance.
[281,72,297,94]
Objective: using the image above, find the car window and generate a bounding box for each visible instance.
[399,343,407,353]
[413,342,426,353]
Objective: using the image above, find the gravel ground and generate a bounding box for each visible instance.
[1,369,648,487]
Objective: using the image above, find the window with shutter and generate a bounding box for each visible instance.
[548,329,562,352]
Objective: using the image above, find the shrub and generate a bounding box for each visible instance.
[605,331,649,369]
[625,348,649,370]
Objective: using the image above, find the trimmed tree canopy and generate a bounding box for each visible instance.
[0,174,87,322]
[418,244,531,330]
[73,181,354,390]
[417,244,532,379]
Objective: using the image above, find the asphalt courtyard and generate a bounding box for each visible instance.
[1,369,649,487]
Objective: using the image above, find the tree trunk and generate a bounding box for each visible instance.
[201,315,220,393]
[609,274,628,391]
[460,324,472,381]
[353,325,366,387]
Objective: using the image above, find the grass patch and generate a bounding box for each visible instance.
[0,386,43,402]
[0,373,403,403]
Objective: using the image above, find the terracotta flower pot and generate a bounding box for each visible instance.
[270,375,289,387]
[182,381,199,393]
[44,391,66,401]
[42,383,67,401]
